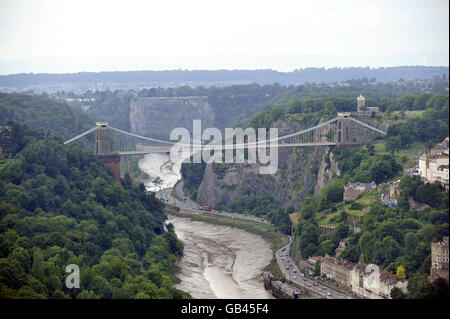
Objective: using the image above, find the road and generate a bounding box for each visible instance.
[275,240,352,299]
[157,181,273,226]
[158,181,353,299]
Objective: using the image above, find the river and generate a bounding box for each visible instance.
[138,153,274,299]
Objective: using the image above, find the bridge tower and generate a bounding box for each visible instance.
[336,112,353,148]
[95,122,121,182]
[95,122,110,155]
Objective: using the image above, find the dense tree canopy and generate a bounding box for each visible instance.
[0,124,188,299]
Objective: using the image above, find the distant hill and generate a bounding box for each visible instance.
[0,66,448,93]
[0,93,92,139]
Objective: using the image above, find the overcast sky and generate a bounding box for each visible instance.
[0,0,448,74]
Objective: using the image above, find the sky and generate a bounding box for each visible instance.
[0,0,448,74]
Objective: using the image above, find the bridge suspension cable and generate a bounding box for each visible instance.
[63,115,386,154]
[349,117,387,135]
[63,127,96,145]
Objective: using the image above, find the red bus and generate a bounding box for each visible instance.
[202,206,212,211]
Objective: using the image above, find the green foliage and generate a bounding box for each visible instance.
[0,125,189,299]
[180,162,206,200]
[0,93,92,140]
[406,275,449,299]
[334,146,403,184]
[400,175,448,209]
[216,195,292,234]
[386,101,449,149]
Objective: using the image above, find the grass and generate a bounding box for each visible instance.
[316,190,380,226]
[320,211,340,225]
[289,212,299,227]
[0,159,7,171]
[355,190,377,205]
[344,207,365,217]
[391,110,426,119]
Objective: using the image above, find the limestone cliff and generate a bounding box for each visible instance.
[129,96,214,137]
[314,149,340,194]
[195,116,341,208]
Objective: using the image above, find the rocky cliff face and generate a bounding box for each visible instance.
[195,116,341,208]
[315,149,340,194]
[129,96,214,137]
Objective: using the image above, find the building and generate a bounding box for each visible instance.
[430,236,449,285]
[434,137,449,155]
[343,181,377,201]
[320,256,354,287]
[350,266,408,299]
[418,153,449,188]
[356,95,380,114]
[319,225,336,234]
[357,95,365,112]
[388,180,401,202]
[320,256,408,299]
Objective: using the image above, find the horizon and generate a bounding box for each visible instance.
[1,0,448,75]
[0,63,448,77]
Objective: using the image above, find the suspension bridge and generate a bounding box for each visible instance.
[63,112,385,181]
[64,112,386,155]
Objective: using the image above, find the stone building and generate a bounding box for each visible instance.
[319,225,336,234]
[320,256,408,299]
[350,266,408,299]
[430,236,449,285]
[418,153,449,188]
[343,181,376,201]
[356,95,379,114]
[320,256,354,287]
[357,95,365,112]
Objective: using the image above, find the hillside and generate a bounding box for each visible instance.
[0,93,92,140]
[0,124,188,299]
[0,66,448,92]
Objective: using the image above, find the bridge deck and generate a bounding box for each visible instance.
[118,143,338,155]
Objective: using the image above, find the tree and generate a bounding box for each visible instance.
[152,176,163,191]
[429,278,450,299]
[31,249,44,281]
[396,265,406,280]
[386,136,402,152]
[314,262,321,276]
[390,287,406,299]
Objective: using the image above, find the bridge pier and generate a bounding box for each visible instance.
[95,122,121,182]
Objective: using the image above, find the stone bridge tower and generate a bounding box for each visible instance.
[336,112,353,148]
[95,122,110,155]
[95,122,120,182]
